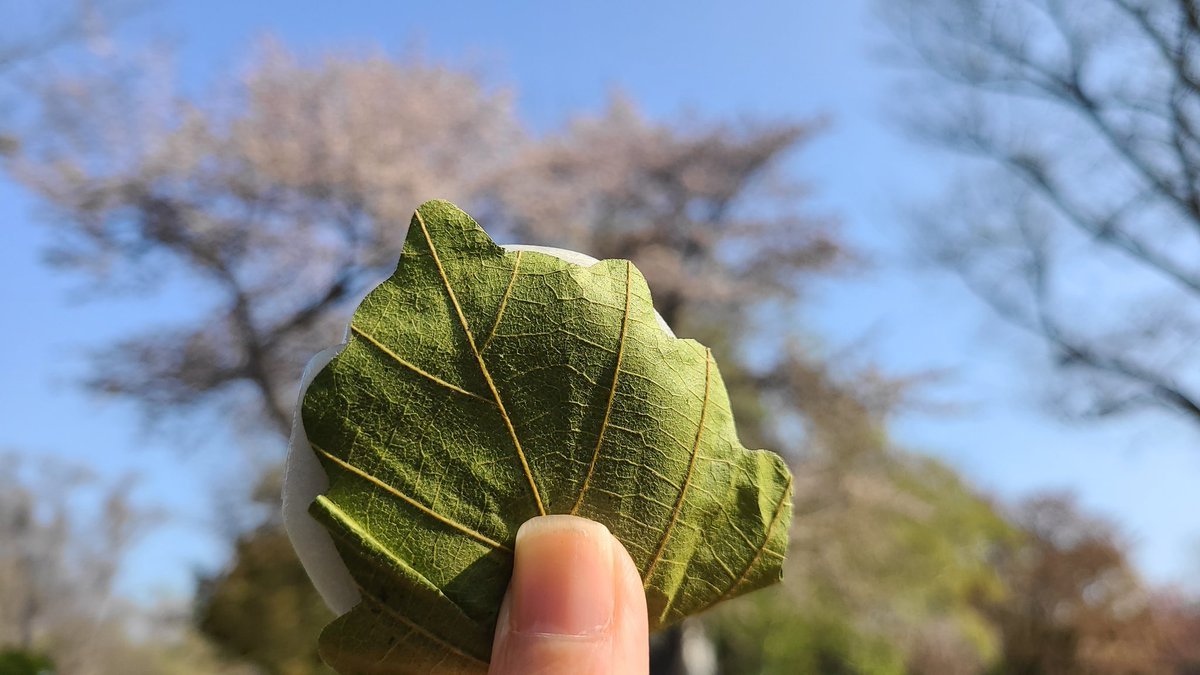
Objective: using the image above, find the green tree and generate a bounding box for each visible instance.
[196,526,333,675]
[705,360,1015,675]
[0,649,54,675]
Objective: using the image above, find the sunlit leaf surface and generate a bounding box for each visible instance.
[302,200,792,673]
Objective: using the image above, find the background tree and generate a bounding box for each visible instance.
[195,471,333,675]
[0,453,250,675]
[706,360,1015,675]
[0,0,138,154]
[981,494,1163,675]
[882,0,1200,426]
[1151,593,1200,673]
[492,95,843,332]
[0,649,55,675]
[0,453,143,673]
[8,42,521,438]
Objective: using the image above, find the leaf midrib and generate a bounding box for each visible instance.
[415,208,547,517]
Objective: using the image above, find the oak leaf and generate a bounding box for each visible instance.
[297,200,792,673]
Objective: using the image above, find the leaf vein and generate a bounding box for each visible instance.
[642,347,712,584]
[715,472,793,603]
[311,441,511,553]
[480,249,523,353]
[571,261,633,514]
[414,208,546,516]
[349,323,493,405]
[357,584,489,669]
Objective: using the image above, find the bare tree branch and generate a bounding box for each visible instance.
[887,0,1200,428]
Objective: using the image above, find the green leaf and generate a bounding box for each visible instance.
[301,199,793,673]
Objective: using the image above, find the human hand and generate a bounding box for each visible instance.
[488,516,649,674]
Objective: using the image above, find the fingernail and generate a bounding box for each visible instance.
[509,515,615,636]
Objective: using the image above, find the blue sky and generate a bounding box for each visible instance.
[2,0,1197,601]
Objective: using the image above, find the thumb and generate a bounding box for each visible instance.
[488,515,649,675]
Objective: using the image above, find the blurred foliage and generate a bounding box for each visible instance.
[712,597,905,675]
[687,336,1011,672]
[0,454,143,674]
[1153,595,1200,674]
[0,454,259,675]
[982,495,1164,675]
[196,524,333,675]
[196,471,332,674]
[0,649,54,675]
[703,368,1015,674]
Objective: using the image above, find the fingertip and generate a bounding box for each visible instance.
[489,516,624,675]
[610,532,650,674]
